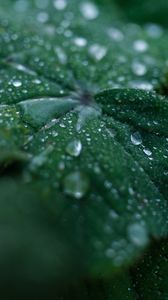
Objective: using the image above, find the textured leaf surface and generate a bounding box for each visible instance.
[0,0,168,298]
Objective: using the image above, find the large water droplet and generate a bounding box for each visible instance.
[66,140,82,157]
[63,171,89,199]
[53,0,67,10]
[80,2,99,20]
[133,40,148,52]
[128,223,148,247]
[131,132,142,145]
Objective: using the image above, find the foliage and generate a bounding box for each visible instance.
[0,0,168,298]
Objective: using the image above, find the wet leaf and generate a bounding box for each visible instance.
[0,0,167,299]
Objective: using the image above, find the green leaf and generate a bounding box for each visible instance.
[0,0,168,298]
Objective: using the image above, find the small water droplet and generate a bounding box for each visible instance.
[89,44,107,61]
[12,80,22,87]
[54,46,67,64]
[63,171,89,199]
[128,223,148,246]
[74,37,87,47]
[146,24,163,38]
[143,148,152,156]
[51,130,58,137]
[107,27,124,41]
[133,40,148,52]
[32,79,41,84]
[132,62,147,76]
[66,140,82,157]
[109,210,119,219]
[37,11,49,23]
[131,132,142,145]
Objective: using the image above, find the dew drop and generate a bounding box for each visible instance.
[107,27,124,41]
[37,12,49,23]
[143,148,152,156]
[146,24,163,38]
[109,210,119,219]
[74,37,87,47]
[128,223,148,247]
[89,44,107,61]
[53,0,67,10]
[12,80,22,87]
[10,63,37,76]
[80,2,99,20]
[164,170,168,176]
[63,171,89,199]
[32,79,41,84]
[55,46,67,64]
[131,62,147,76]
[133,40,148,52]
[131,132,142,145]
[66,140,82,157]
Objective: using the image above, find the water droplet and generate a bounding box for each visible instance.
[74,37,87,47]
[63,171,89,199]
[10,63,37,76]
[51,130,58,137]
[164,170,168,176]
[132,62,147,76]
[37,12,49,23]
[89,44,107,61]
[80,2,99,20]
[53,0,67,10]
[146,24,163,38]
[12,80,22,87]
[66,140,82,157]
[143,148,152,156]
[133,40,148,52]
[131,132,142,145]
[32,79,41,84]
[128,223,148,246]
[107,27,124,41]
[109,210,119,219]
